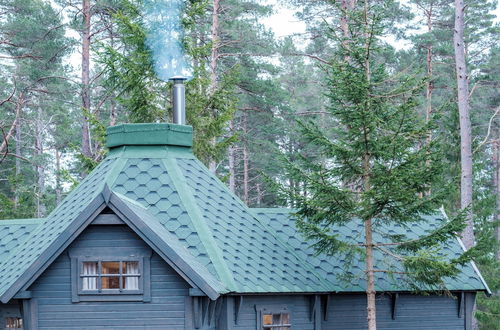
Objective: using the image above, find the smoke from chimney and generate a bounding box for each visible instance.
[142,0,192,81]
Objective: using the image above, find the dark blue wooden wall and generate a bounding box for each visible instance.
[28,225,190,329]
[218,295,316,330]
[323,293,470,330]
[217,293,471,330]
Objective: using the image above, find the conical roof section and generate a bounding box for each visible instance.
[106,124,332,293]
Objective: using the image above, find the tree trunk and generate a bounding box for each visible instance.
[55,149,62,205]
[208,0,221,173]
[109,98,117,127]
[243,145,249,205]
[365,216,376,330]
[0,94,23,155]
[81,0,92,159]
[14,115,21,209]
[454,0,474,249]
[493,139,500,260]
[228,119,236,192]
[35,109,46,218]
[362,1,376,328]
[425,4,434,146]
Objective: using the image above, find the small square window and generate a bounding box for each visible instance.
[69,247,151,302]
[262,312,290,329]
[5,317,23,329]
[257,306,291,330]
[80,260,142,292]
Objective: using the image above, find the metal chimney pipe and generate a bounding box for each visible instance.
[170,76,187,125]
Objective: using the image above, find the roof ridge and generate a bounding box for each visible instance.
[250,208,296,213]
[0,219,43,225]
[162,157,237,292]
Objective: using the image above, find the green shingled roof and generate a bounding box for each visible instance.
[0,123,489,301]
[252,208,489,293]
[0,219,41,262]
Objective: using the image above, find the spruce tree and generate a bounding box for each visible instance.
[280,1,473,328]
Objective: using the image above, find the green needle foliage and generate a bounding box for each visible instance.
[279,0,475,305]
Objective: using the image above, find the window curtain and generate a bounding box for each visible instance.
[125,262,139,290]
[82,262,97,290]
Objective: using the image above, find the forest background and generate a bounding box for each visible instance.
[0,0,498,327]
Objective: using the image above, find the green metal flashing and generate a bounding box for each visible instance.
[107,145,195,159]
[106,123,193,148]
[105,157,128,188]
[163,157,237,291]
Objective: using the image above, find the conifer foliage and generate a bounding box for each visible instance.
[279,1,474,328]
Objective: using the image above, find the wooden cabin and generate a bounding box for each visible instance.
[0,123,490,329]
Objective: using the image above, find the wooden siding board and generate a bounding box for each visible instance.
[322,293,465,329]
[28,225,190,329]
[229,295,315,330]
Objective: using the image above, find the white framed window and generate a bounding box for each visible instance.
[69,247,151,302]
[80,260,141,292]
[4,317,23,329]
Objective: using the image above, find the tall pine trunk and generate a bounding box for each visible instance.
[363,1,376,328]
[425,4,434,146]
[55,149,62,205]
[454,0,474,249]
[228,119,236,192]
[14,115,21,209]
[494,139,500,260]
[35,109,46,218]
[81,0,92,160]
[208,0,221,173]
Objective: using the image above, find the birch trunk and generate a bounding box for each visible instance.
[454,0,474,249]
[81,0,92,159]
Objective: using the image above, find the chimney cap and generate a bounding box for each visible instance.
[169,76,188,81]
[106,123,192,149]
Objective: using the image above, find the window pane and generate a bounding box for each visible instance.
[124,261,139,275]
[263,314,273,325]
[82,262,98,275]
[102,261,120,274]
[82,262,98,290]
[281,313,289,324]
[5,317,23,328]
[124,276,139,290]
[82,277,97,290]
[102,276,120,289]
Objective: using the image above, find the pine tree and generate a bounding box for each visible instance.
[279,1,473,328]
[97,0,237,168]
